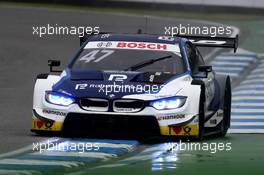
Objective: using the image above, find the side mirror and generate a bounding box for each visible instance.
[80,35,87,46]
[198,65,212,73]
[48,60,62,73]
[193,65,212,79]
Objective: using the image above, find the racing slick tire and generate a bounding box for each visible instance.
[197,80,206,140]
[220,76,231,136]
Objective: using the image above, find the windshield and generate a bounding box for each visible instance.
[71,44,185,74]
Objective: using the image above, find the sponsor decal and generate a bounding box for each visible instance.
[42,109,67,117]
[160,124,198,136]
[116,42,167,50]
[36,120,44,129]
[217,111,223,117]
[32,118,63,131]
[169,126,191,135]
[101,34,111,38]
[84,41,180,52]
[183,126,192,135]
[108,74,127,82]
[189,39,226,45]
[205,109,223,127]
[158,36,175,41]
[157,114,185,121]
[33,119,54,130]
[45,121,54,129]
[97,42,112,48]
[210,119,217,125]
[75,83,88,90]
[114,108,134,112]
[172,127,182,135]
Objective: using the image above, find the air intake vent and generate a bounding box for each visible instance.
[113,99,144,112]
[79,98,109,112]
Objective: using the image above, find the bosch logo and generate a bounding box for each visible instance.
[116,42,167,50]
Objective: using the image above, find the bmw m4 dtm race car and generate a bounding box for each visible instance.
[32,32,238,139]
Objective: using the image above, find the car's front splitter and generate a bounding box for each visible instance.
[32,110,199,138]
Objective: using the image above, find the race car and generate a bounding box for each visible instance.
[32,32,238,139]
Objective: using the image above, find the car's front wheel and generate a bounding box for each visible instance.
[220,76,231,136]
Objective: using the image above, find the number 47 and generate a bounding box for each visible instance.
[79,50,114,63]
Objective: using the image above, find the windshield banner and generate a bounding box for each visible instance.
[84,41,180,52]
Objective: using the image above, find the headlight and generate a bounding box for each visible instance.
[45,91,75,106]
[150,96,186,110]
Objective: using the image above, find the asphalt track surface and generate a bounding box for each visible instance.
[1,5,263,175]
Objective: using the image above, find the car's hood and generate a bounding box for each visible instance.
[52,70,176,99]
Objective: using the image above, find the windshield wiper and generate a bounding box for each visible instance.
[124,55,172,71]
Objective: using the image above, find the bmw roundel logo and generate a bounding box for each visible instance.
[97,42,112,48]
[108,94,115,98]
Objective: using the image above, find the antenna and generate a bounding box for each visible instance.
[137,29,142,34]
[144,16,149,34]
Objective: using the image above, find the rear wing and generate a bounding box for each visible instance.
[176,34,239,53]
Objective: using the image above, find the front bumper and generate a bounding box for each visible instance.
[31,109,199,137]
